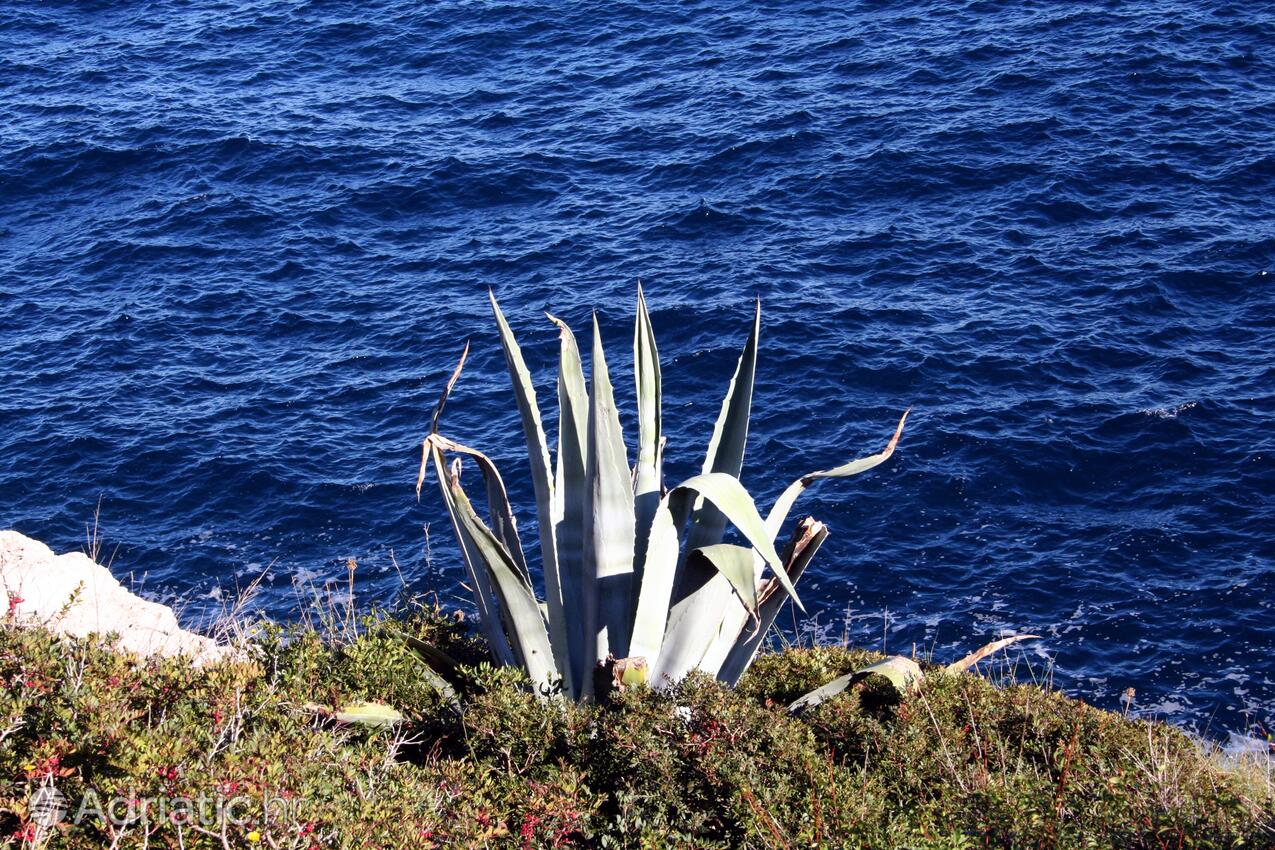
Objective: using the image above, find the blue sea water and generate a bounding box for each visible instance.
[2,1,1273,737]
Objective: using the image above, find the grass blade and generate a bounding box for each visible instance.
[585,314,636,661]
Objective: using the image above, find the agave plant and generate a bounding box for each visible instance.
[786,634,1042,716]
[417,287,908,702]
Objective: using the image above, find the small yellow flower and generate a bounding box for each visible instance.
[247,831,261,843]
[21,763,35,772]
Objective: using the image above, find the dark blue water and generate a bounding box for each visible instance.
[3,1,1273,737]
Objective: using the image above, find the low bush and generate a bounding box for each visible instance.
[1,605,1270,849]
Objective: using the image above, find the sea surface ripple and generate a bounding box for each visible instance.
[2,1,1273,736]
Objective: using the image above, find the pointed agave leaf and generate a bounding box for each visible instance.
[391,630,462,710]
[426,444,515,666]
[418,349,517,667]
[650,472,802,685]
[489,292,570,691]
[787,656,924,716]
[391,629,463,681]
[429,341,468,438]
[659,303,761,682]
[765,409,910,541]
[632,284,662,587]
[681,298,760,552]
[714,517,828,685]
[585,315,637,661]
[417,350,517,667]
[708,411,910,680]
[333,701,405,728]
[447,456,530,669]
[428,433,530,583]
[628,489,688,666]
[945,635,1041,674]
[417,340,469,500]
[448,473,558,694]
[673,473,798,604]
[689,545,758,616]
[548,313,591,699]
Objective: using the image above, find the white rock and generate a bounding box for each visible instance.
[0,529,229,664]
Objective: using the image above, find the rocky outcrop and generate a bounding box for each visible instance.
[0,530,229,664]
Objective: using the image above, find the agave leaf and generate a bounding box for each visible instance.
[419,345,516,665]
[678,298,760,554]
[585,315,637,661]
[428,434,530,583]
[389,628,462,681]
[333,701,404,728]
[673,472,801,603]
[448,472,558,694]
[651,472,801,685]
[391,631,462,710]
[765,409,910,541]
[707,410,910,679]
[713,517,828,685]
[628,489,688,665]
[787,656,924,716]
[421,435,516,667]
[417,341,468,500]
[428,341,469,438]
[945,634,1041,674]
[690,544,758,616]
[547,313,591,699]
[632,283,663,587]
[658,305,762,682]
[489,292,570,692]
[447,456,530,669]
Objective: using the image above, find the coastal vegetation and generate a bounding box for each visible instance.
[3,293,1270,850]
[1,606,1271,849]
[419,288,908,700]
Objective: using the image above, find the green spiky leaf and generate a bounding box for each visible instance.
[548,313,592,700]
[632,283,663,588]
[489,292,572,696]
[585,315,636,661]
[788,656,924,716]
[333,701,405,728]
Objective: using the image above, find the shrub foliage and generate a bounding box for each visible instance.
[1,608,1270,849]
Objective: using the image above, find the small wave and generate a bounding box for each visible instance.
[1140,402,1199,419]
[645,199,755,240]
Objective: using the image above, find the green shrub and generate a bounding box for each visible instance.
[1,613,1270,849]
